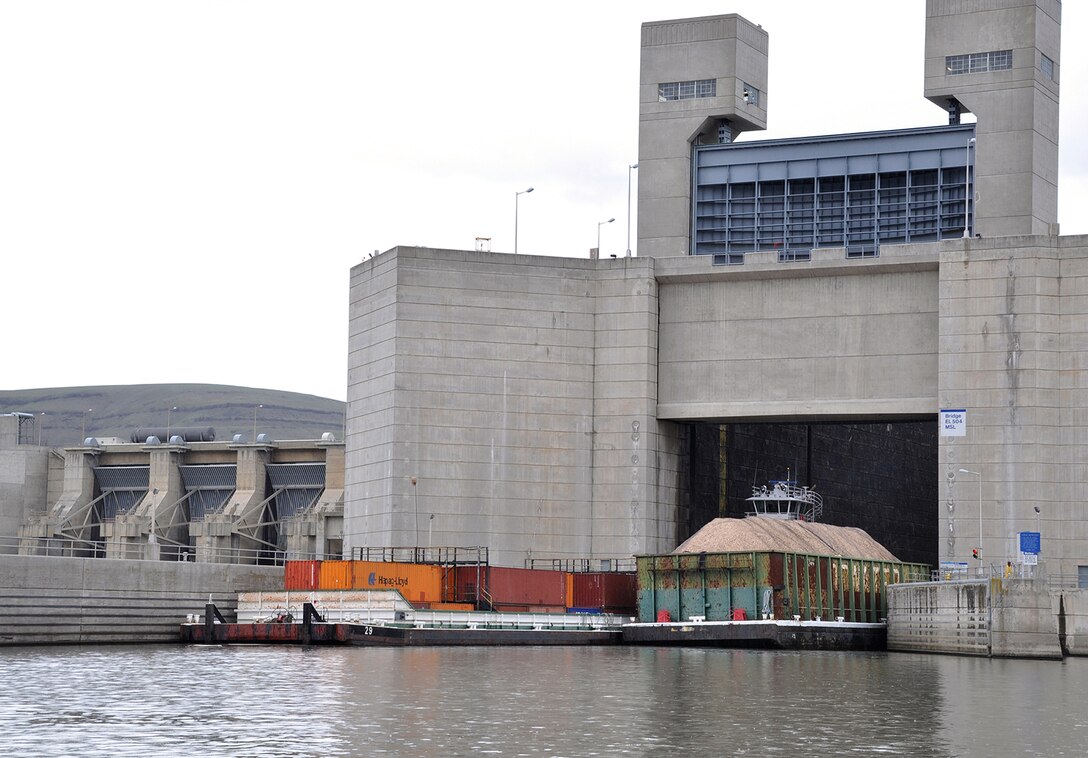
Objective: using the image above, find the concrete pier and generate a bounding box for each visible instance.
[0,554,282,645]
[887,577,1076,659]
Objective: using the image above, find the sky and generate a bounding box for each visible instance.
[2,1,1085,402]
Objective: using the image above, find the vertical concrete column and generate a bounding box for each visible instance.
[109,446,185,560]
[589,258,686,559]
[937,238,1062,569]
[195,443,271,563]
[24,447,100,555]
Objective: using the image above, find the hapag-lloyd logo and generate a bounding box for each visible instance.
[367,571,409,587]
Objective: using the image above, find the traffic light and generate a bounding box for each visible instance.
[972,548,980,560]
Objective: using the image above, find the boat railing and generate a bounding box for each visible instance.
[233,591,630,631]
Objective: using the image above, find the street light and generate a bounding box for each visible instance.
[959,468,982,562]
[626,163,639,257]
[515,187,534,255]
[410,477,419,547]
[81,409,93,443]
[597,217,615,258]
[38,412,44,447]
[253,404,263,443]
[963,138,976,237]
[166,406,177,441]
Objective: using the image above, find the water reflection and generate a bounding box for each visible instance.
[0,645,1083,757]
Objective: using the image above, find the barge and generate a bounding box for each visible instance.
[180,591,628,647]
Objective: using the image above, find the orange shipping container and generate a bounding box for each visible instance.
[318,560,354,590]
[285,560,320,591]
[350,561,443,604]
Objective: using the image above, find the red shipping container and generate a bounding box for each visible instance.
[486,566,567,607]
[284,560,320,591]
[571,572,636,612]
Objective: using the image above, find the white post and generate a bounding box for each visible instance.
[626,163,638,257]
[963,138,976,237]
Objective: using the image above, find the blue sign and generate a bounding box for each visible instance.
[1019,531,1041,555]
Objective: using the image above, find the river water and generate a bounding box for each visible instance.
[0,645,1083,757]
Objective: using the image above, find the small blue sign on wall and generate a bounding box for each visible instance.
[1019,531,1041,555]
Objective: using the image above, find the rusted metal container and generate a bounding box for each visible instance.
[350,561,443,604]
[285,560,321,591]
[317,560,354,590]
[487,566,568,607]
[636,552,929,624]
[571,572,637,613]
[426,602,475,611]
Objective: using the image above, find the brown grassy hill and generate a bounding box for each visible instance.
[0,384,344,447]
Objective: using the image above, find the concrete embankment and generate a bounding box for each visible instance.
[0,554,282,645]
[887,577,1088,659]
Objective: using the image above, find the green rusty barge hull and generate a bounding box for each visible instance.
[622,619,887,650]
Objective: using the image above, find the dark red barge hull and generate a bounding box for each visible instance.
[181,622,621,647]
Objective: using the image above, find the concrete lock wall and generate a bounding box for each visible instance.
[0,554,282,645]
[1052,588,1088,656]
[654,244,940,421]
[887,578,1063,659]
[345,248,685,567]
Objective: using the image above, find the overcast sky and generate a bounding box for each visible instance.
[2,1,1084,401]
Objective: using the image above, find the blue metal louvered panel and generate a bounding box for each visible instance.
[266,464,325,488]
[267,463,325,519]
[179,464,237,521]
[693,124,977,258]
[93,466,149,519]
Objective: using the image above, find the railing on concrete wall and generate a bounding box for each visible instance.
[5,536,337,565]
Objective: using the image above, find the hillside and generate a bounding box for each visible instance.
[0,384,345,447]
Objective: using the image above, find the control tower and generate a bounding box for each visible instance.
[638,15,769,257]
[924,0,1061,237]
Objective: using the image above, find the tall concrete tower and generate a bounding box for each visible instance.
[924,0,1061,237]
[638,15,769,257]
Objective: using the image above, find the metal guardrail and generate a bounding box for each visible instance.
[0,535,337,565]
[352,546,489,566]
[526,558,636,572]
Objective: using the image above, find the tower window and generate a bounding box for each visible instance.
[742,84,759,105]
[1041,54,1055,80]
[658,79,716,101]
[946,50,1012,75]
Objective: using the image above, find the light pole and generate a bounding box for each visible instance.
[963,138,976,238]
[515,187,534,255]
[428,513,435,549]
[166,406,177,441]
[959,468,982,563]
[38,412,44,447]
[81,409,92,443]
[626,163,638,257]
[411,477,419,547]
[253,404,263,443]
[597,217,615,258]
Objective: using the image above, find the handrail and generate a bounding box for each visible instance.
[2,534,337,564]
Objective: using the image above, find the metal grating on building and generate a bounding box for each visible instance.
[267,463,326,519]
[93,466,150,520]
[693,124,977,259]
[179,464,237,520]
